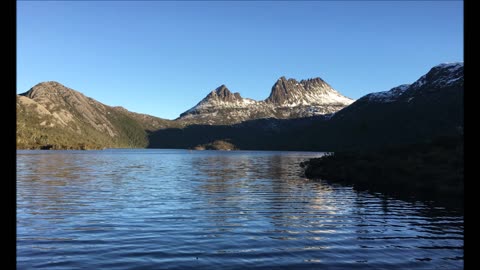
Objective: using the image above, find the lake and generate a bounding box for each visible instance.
[17,149,464,269]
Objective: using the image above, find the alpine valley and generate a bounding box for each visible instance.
[17,63,463,151]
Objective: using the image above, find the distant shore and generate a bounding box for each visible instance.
[191,140,237,151]
[300,136,464,208]
[17,144,103,150]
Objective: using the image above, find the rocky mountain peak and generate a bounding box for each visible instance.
[265,77,303,105]
[20,81,72,99]
[300,77,330,91]
[179,75,354,124]
[179,84,252,118]
[410,62,464,90]
[300,78,333,97]
[265,76,353,106]
[357,62,464,105]
[300,77,325,85]
[214,84,229,95]
[205,84,243,102]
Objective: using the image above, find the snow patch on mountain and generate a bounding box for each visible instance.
[364,62,463,104]
[411,62,463,90]
[366,84,410,103]
[179,76,355,124]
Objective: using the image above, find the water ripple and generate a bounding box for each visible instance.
[17,149,464,269]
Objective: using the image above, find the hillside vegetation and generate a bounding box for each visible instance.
[16,82,176,150]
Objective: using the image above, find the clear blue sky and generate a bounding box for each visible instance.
[17,1,463,120]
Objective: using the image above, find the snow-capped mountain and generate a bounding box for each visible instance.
[180,85,260,115]
[410,62,464,90]
[363,62,464,104]
[365,84,411,103]
[178,76,354,125]
[266,77,353,106]
[150,62,464,151]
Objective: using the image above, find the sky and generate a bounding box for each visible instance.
[17,1,463,120]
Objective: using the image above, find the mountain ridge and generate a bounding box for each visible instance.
[178,75,354,125]
[17,62,463,150]
[148,62,464,151]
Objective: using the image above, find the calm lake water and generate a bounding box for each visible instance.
[17,149,464,269]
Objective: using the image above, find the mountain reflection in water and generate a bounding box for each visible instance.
[17,149,463,269]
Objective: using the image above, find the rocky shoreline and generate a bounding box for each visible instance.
[300,136,464,207]
[192,140,237,151]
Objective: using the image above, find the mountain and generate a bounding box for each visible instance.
[177,85,267,125]
[300,63,464,204]
[16,81,176,149]
[17,63,463,151]
[321,62,464,150]
[177,76,354,125]
[148,62,464,151]
[266,77,352,106]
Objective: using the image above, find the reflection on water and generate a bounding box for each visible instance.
[17,149,464,269]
